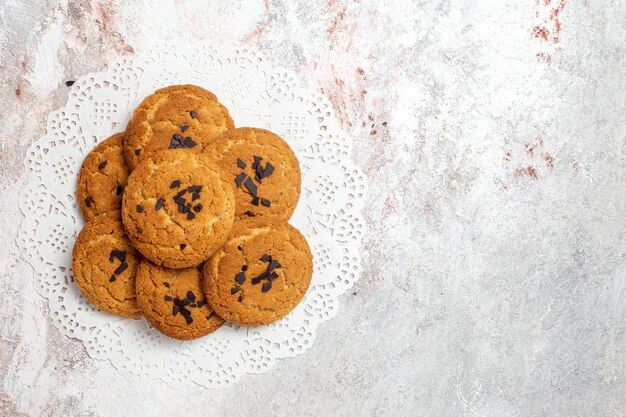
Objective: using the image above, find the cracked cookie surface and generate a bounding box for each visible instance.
[77,132,129,221]
[71,211,142,318]
[136,260,224,340]
[202,217,312,326]
[124,84,234,169]
[122,149,235,269]
[203,127,301,220]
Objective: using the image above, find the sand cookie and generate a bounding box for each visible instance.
[77,132,130,221]
[121,150,236,269]
[71,212,142,318]
[203,127,301,220]
[202,217,313,326]
[124,85,234,169]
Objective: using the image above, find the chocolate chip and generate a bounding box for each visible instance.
[136,205,143,212]
[193,204,202,212]
[190,110,197,119]
[206,312,215,320]
[137,227,143,234]
[262,162,275,179]
[98,160,107,170]
[155,198,164,210]
[184,203,192,213]
[260,254,271,262]
[178,203,185,213]
[180,124,189,132]
[235,272,246,285]
[84,196,93,207]
[255,164,264,182]
[187,291,196,302]
[241,264,248,271]
[187,185,202,192]
[180,244,186,250]
[175,189,187,198]
[197,300,207,307]
[164,295,172,301]
[237,158,247,169]
[174,196,186,206]
[237,245,243,251]
[238,294,243,302]
[243,210,255,217]
[261,198,271,207]
[268,259,281,270]
[251,197,260,206]
[114,261,128,275]
[109,275,116,282]
[65,80,75,86]
[254,155,263,162]
[231,287,240,294]
[184,315,193,325]
[134,149,141,155]
[187,211,196,220]
[262,281,272,292]
[173,133,182,140]
[170,180,181,189]
[270,271,279,279]
[172,305,180,316]
[251,276,263,285]
[190,303,197,308]
[109,249,126,263]
[235,172,247,187]
[191,192,200,201]
[183,137,196,148]
[116,185,123,195]
[182,298,192,306]
[163,282,170,288]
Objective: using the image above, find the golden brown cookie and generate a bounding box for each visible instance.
[202,217,313,326]
[77,132,129,221]
[71,212,142,318]
[124,85,234,170]
[121,149,236,269]
[203,127,301,220]
[135,260,224,340]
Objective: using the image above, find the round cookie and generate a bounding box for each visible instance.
[202,217,313,326]
[136,260,224,340]
[72,212,142,318]
[124,85,234,169]
[121,149,236,269]
[203,127,301,220]
[77,132,129,221]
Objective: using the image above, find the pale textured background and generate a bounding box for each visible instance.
[1,1,625,416]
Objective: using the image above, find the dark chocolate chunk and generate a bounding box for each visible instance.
[178,203,185,213]
[192,192,200,201]
[238,294,243,302]
[173,133,182,140]
[164,295,172,301]
[251,196,260,206]
[235,172,247,187]
[268,259,281,270]
[261,198,271,207]
[243,210,256,217]
[241,264,248,271]
[187,185,202,192]
[163,282,170,288]
[65,80,75,86]
[251,276,263,285]
[231,287,240,294]
[235,272,246,285]
[170,180,181,189]
[187,211,196,220]
[109,275,116,282]
[137,227,143,234]
[184,314,193,325]
[182,298,192,306]
[136,205,143,213]
[237,245,243,251]
[193,204,202,212]
[114,261,128,275]
[255,164,264,182]
[237,158,247,169]
[190,303,197,308]
[172,305,180,316]
[174,196,186,205]
[180,244,187,250]
[262,281,272,292]
[84,196,93,207]
[98,160,107,170]
[134,149,141,155]
[197,300,207,307]
[155,198,164,210]
[260,254,271,262]
[262,162,275,178]
[253,155,263,162]
[109,249,126,263]
[180,124,189,132]
[206,312,215,320]
[183,137,196,148]
[270,271,279,279]
[175,189,187,198]
[187,291,196,302]
[190,110,197,119]
[116,185,123,195]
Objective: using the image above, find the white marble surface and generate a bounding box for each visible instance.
[1,1,625,416]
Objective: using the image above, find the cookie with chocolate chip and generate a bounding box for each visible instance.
[77,132,129,221]
[122,149,235,269]
[202,127,301,220]
[136,260,224,340]
[124,85,234,170]
[202,217,312,326]
[71,211,142,318]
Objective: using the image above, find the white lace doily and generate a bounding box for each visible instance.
[16,44,366,388]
